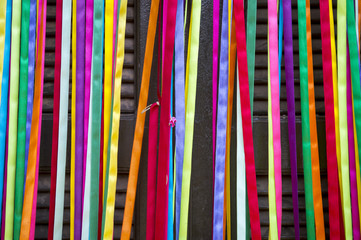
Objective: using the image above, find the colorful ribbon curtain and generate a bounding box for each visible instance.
[3,0,361,239]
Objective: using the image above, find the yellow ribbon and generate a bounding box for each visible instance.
[70,0,77,238]
[102,0,127,238]
[103,0,114,200]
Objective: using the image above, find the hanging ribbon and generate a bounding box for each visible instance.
[0,0,11,230]
[344,0,359,238]
[4,0,22,235]
[297,0,315,237]
[178,0,201,239]
[81,92,92,240]
[120,0,160,236]
[48,0,62,238]
[278,0,283,90]
[83,0,93,201]
[234,0,261,238]
[102,0,127,237]
[212,0,229,237]
[319,0,341,237]
[146,103,159,240]
[212,0,219,178]
[305,1,326,237]
[283,0,300,238]
[75,0,86,236]
[0,0,6,97]
[247,0,257,115]
[89,0,104,236]
[347,49,361,239]
[70,0,77,237]
[24,0,36,194]
[14,0,31,236]
[53,0,71,237]
[20,0,46,236]
[268,0,282,237]
[103,0,114,202]
[174,0,185,236]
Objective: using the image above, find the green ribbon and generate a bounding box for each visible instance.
[297,0,315,238]
[4,0,22,237]
[13,0,30,238]
[346,0,360,237]
[247,0,257,117]
[89,0,104,237]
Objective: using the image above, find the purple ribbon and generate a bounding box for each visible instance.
[75,0,85,238]
[283,0,300,238]
[174,0,185,237]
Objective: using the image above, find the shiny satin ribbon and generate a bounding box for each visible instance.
[329,0,345,233]
[212,0,229,237]
[75,0,86,236]
[212,0,219,177]
[53,0,71,237]
[154,0,177,236]
[346,49,361,239]
[353,94,361,233]
[146,103,159,240]
[102,0,127,237]
[70,0,77,237]
[83,0,93,200]
[0,0,11,230]
[0,0,5,98]
[120,0,160,236]
[305,1,325,237]
[319,0,341,237]
[297,0,315,237]
[267,48,278,239]
[174,0,185,236]
[339,0,352,237]
[20,0,46,237]
[236,66,247,240]
[25,0,36,194]
[178,0,201,239]
[167,65,174,240]
[89,0,104,236]
[225,4,233,239]
[103,0,114,202]
[247,0,257,116]
[48,0,62,237]
[13,0,31,237]
[278,0,282,90]
[268,0,282,237]
[283,0,300,238]
[81,91,92,240]
[234,0,261,238]
[4,0,22,235]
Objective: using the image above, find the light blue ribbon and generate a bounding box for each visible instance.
[0,0,12,228]
[279,0,283,91]
[168,62,174,240]
[212,0,229,237]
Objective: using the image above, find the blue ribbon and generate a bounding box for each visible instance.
[212,0,229,238]
[168,62,174,240]
[174,0,185,237]
[279,0,283,91]
[0,0,12,228]
[24,0,36,188]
